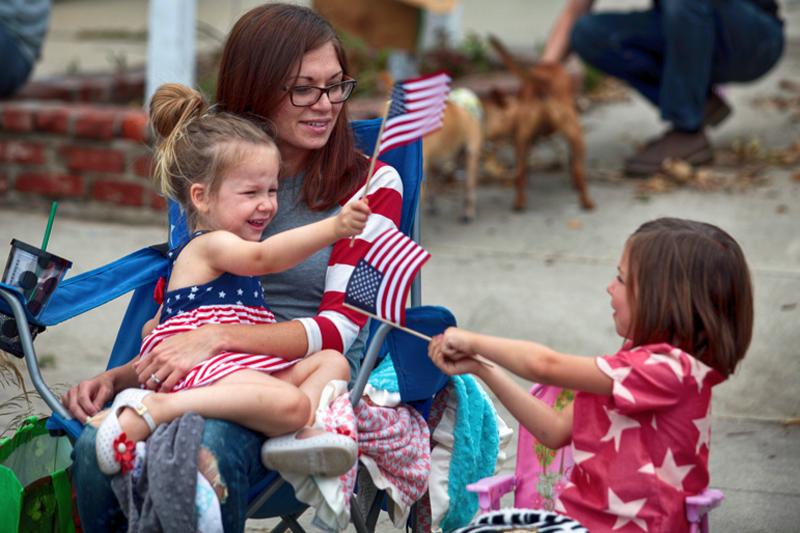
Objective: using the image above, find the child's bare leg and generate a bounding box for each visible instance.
[261,351,357,476]
[106,370,311,443]
[272,349,350,424]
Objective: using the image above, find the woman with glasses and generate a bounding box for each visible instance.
[64,4,404,531]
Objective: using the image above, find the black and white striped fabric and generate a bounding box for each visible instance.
[451,508,588,533]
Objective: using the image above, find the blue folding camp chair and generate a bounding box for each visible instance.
[0,118,453,532]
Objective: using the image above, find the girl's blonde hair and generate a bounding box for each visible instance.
[149,83,277,229]
[625,218,753,377]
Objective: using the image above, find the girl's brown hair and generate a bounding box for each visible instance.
[625,218,753,377]
[150,83,277,230]
[216,3,367,211]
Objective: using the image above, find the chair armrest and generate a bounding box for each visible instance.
[466,473,516,513]
[46,411,84,441]
[686,488,725,523]
[0,282,46,328]
[380,305,453,402]
[350,322,393,407]
[0,287,72,421]
[40,245,168,326]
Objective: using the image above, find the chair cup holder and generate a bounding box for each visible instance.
[0,312,42,358]
[2,239,72,318]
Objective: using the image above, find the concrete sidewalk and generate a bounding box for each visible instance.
[1,0,798,531]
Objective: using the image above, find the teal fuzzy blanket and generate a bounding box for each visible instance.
[367,354,400,393]
[441,375,499,532]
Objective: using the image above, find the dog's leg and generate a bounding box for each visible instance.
[462,124,482,223]
[509,104,545,212]
[512,134,529,211]
[420,166,438,217]
[555,107,594,210]
[462,147,479,222]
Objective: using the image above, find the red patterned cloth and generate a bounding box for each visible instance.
[355,399,431,509]
[558,343,724,532]
[310,393,431,527]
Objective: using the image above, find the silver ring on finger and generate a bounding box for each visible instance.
[150,373,162,385]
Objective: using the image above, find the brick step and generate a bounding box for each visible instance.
[15,70,145,106]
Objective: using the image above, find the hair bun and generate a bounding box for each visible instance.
[149,83,209,138]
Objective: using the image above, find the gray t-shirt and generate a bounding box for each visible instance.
[261,172,368,373]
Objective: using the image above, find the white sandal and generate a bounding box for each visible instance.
[96,388,157,475]
[261,429,358,477]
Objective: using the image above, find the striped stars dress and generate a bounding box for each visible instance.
[139,234,298,392]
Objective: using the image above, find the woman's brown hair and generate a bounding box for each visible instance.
[216,3,367,211]
[150,83,276,230]
[625,218,753,377]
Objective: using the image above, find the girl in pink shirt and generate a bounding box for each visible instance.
[429,218,754,532]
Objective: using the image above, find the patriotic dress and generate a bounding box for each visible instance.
[139,231,298,392]
[557,343,724,532]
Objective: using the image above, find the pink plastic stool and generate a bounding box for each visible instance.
[686,488,725,533]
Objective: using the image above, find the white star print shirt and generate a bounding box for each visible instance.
[559,343,724,532]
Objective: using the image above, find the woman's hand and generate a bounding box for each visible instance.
[336,199,371,239]
[133,326,221,392]
[61,372,116,422]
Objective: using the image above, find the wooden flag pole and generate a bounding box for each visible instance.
[349,98,393,248]
[344,302,431,340]
[343,302,493,368]
[363,98,393,198]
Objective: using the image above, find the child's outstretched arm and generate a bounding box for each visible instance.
[429,334,574,449]
[432,327,613,394]
[201,199,371,277]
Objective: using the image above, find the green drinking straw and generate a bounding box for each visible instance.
[41,201,58,251]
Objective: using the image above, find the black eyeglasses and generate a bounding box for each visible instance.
[284,79,357,107]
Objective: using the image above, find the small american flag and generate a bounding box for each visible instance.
[344,228,431,326]
[378,72,451,155]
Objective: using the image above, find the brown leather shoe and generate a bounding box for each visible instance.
[624,129,713,177]
[703,91,732,128]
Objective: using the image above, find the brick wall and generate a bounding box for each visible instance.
[14,70,145,106]
[0,71,168,223]
[0,90,170,225]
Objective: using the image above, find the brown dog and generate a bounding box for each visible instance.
[485,36,594,211]
[422,88,484,223]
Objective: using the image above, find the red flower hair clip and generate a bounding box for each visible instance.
[113,432,136,474]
